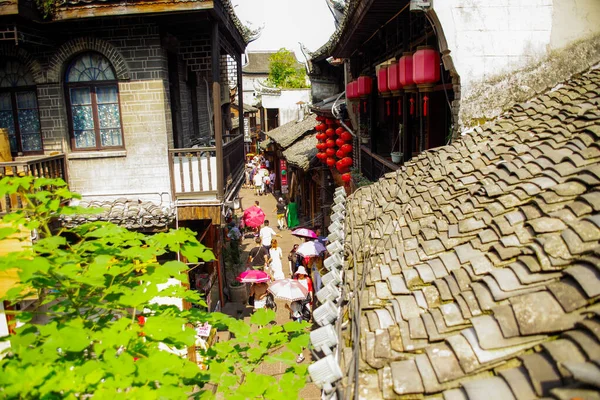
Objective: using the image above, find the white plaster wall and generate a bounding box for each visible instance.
[242,75,268,107]
[261,89,311,126]
[434,0,555,89]
[434,0,600,87]
[550,0,600,49]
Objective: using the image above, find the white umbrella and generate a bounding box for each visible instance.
[268,279,309,301]
[296,241,326,257]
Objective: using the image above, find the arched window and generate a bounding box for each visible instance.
[0,59,43,155]
[65,52,124,150]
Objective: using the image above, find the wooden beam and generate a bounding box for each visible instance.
[211,20,220,84]
[213,82,224,200]
[54,0,214,21]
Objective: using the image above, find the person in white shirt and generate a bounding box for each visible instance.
[259,220,280,250]
[253,171,264,196]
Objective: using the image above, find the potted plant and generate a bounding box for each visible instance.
[223,238,247,303]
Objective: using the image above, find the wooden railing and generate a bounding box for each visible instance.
[0,154,68,213]
[222,134,244,193]
[169,147,218,198]
[168,134,244,200]
[360,146,399,182]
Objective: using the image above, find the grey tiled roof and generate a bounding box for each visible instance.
[243,52,276,74]
[265,114,317,149]
[307,0,358,62]
[282,134,318,171]
[339,65,600,399]
[60,199,175,230]
[243,51,305,75]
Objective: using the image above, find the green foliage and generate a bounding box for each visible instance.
[267,48,309,89]
[350,167,372,188]
[0,177,310,399]
[33,0,58,18]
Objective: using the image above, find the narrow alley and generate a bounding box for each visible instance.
[222,187,321,400]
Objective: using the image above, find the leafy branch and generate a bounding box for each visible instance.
[0,177,309,399]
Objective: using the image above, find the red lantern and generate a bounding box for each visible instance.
[316,152,325,160]
[377,65,390,97]
[342,157,353,167]
[335,127,344,135]
[326,139,336,148]
[341,143,353,154]
[326,148,336,157]
[316,123,327,131]
[357,76,372,98]
[315,143,323,151]
[342,173,352,183]
[413,46,440,91]
[316,116,325,122]
[326,118,335,125]
[316,133,326,141]
[326,128,336,137]
[336,149,345,159]
[340,131,352,141]
[346,81,358,100]
[326,157,336,167]
[399,52,415,91]
[336,159,345,171]
[388,60,401,95]
[335,138,345,147]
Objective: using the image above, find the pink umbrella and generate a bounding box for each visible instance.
[243,205,266,228]
[291,228,317,239]
[237,269,270,283]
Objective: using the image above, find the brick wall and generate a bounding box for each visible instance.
[2,16,244,201]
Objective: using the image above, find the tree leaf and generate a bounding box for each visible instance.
[249,308,276,326]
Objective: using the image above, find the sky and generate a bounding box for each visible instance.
[231,0,336,63]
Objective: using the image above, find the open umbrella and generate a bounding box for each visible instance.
[291,228,317,239]
[237,269,270,283]
[296,240,326,257]
[268,278,309,301]
[242,205,265,228]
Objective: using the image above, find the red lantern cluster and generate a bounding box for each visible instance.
[314,117,355,178]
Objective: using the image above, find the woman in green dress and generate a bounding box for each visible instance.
[286,198,300,229]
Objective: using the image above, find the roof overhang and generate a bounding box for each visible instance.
[54,0,214,21]
[332,0,409,58]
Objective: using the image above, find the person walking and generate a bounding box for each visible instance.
[259,220,280,251]
[263,171,271,194]
[290,266,313,363]
[288,243,299,276]
[247,237,268,270]
[249,282,269,310]
[267,239,285,280]
[286,197,300,229]
[253,169,263,196]
[274,197,287,230]
[269,170,276,194]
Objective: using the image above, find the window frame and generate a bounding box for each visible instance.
[0,86,44,157]
[64,54,125,152]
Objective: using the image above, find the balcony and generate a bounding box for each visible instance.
[0,154,68,214]
[169,134,245,201]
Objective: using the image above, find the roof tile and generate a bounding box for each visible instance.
[498,366,539,400]
[519,353,563,396]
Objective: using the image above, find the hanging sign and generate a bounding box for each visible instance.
[280,159,288,194]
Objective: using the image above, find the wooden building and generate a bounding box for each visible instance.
[0,0,253,311]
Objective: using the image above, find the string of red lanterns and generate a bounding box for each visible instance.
[313,116,354,184]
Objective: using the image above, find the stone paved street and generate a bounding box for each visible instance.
[221,187,321,400]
